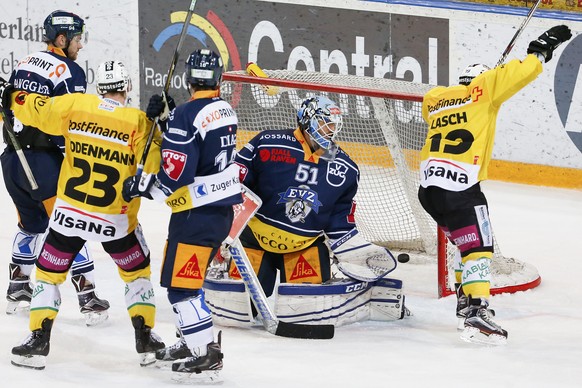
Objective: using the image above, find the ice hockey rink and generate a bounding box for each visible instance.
[0,166,580,387]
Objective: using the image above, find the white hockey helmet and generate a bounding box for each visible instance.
[459,63,490,85]
[96,60,132,95]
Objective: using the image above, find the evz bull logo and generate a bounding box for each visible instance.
[278,185,322,223]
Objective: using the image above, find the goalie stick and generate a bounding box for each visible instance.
[136,0,198,178]
[496,0,542,67]
[0,110,38,190]
[226,186,335,340]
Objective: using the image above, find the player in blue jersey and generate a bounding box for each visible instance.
[123,49,241,380]
[0,10,109,324]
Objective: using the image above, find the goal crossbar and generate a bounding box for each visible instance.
[223,72,423,101]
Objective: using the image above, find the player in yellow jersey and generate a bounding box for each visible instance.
[1,10,109,323]
[0,61,165,369]
[418,25,571,345]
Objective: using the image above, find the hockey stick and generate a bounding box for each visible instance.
[226,186,334,339]
[0,110,38,190]
[496,0,542,67]
[136,0,198,177]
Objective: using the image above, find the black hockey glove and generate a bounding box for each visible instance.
[0,77,14,112]
[146,92,175,121]
[122,173,155,202]
[527,25,572,63]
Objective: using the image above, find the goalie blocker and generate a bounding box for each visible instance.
[203,276,408,328]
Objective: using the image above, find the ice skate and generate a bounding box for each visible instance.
[155,336,193,370]
[6,263,34,315]
[132,315,165,367]
[460,298,508,346]
[171,331,223,384]
[455,283,469,330]
[71,274,110,326]
[11,318,53,370]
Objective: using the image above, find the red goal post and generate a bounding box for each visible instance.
[221,69,541,298]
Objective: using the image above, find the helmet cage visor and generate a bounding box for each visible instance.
[306,110,343,150]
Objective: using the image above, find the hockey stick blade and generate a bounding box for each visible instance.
[275,320,334,340]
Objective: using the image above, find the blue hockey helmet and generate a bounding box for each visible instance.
[185,49,224,88]
[297,96,343,151]
[43,10,85,42]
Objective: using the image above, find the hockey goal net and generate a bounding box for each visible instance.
[220,69,541,298]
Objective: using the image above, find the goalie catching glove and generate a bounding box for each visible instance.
[527,25,572,63]
[330,228,397,282]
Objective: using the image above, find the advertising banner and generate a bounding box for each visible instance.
[138,0,449,104]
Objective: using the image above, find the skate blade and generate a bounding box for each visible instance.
[84,310,109,326]
[139,352,158,367]
[154,359,174,370]
[10,354,46,370]
[6,300,30,315]
[456,318,465,331]
[460,327,507,346]
[171,370,222,384]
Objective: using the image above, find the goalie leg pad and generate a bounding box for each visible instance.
[203,278,254,328]
[275,279,373,327]
[369,278,407,321]
[276,278,408,326]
